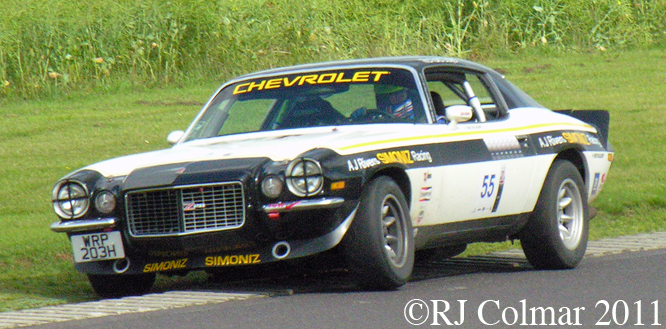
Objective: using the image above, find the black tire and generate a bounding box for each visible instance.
[341,176,414,290]
[88,273,156,298]
[520,159,589,269]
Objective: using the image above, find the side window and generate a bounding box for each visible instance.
[426,71,500,123]
[467,75,499,119]
[427,80,466,107]
[467,75,491,105]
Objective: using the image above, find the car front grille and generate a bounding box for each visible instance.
[126,182,245,237]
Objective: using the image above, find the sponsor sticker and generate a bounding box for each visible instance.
[376,149,433,165]
[377,150,415,165]
[205,254,261,267]
[411,150,433,163]
[591,173,601,196]
[143,258,188,273]
[233,71,391,95]
[423,171,432,182]
[348,156,381,171]
[539,132,600,149]
[419,187,432,202]
[562,132,591,145]
[538,135,568,148]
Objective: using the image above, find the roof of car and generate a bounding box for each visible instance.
[234,56,496,81]
[215,56,545,110]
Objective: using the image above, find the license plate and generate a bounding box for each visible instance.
[71,231,125,263]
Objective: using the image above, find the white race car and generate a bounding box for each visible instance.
[51,56,614,297]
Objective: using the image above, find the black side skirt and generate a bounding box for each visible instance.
[414,213,530,250]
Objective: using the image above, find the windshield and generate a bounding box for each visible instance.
[184,67,425,142]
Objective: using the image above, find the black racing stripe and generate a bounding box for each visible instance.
[338,129,608,172]
[339,140,492,171]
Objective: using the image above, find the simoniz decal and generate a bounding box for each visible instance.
[562,132,590,145]
[347,149,434,171]
[377,150,414,164]
[233,71,390,95]
[205,254,261,267]
[143,258,188,273]
[376,150,433,165]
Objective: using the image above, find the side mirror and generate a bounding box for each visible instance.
[166,130,185,145]
[446,105,473,123]
[445,105,473,129]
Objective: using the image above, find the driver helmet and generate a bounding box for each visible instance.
[374,84,414,120]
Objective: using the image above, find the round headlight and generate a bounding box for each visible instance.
[52,181,90,219]
[286,158,323,197]
[261,175,284,199]
[95,191,117,214]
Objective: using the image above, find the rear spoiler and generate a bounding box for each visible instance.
[555,110,611,150]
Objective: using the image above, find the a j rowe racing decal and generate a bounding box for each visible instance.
[538,131,603,149]
[349,149,433,171]
[205,254,261,267]
[143,258,188,273]
[233,71,391,95]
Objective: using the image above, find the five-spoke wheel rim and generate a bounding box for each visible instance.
[557,178,584,250]
[380,194,408,268]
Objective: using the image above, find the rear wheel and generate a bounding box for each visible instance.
[342,176,414,290]
[520,160,588,269]
[88,273,156,298]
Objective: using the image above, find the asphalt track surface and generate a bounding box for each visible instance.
[4,231,666,328]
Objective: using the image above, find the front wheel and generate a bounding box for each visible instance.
[341,176,414,290]
[520,160,589,269]
[88,273,156,298]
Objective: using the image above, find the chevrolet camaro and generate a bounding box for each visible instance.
[51,56,614,297]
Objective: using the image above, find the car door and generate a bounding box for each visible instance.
[417,68,538,226]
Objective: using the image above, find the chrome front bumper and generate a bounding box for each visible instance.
[261,197,345,213]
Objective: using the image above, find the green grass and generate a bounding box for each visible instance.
[1,0,665,100]
[1,49,666,311]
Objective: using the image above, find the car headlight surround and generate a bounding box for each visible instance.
[94,190,117,214]
[285,158,324,197]
[52,180,90,219]
[261,175,284,199]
